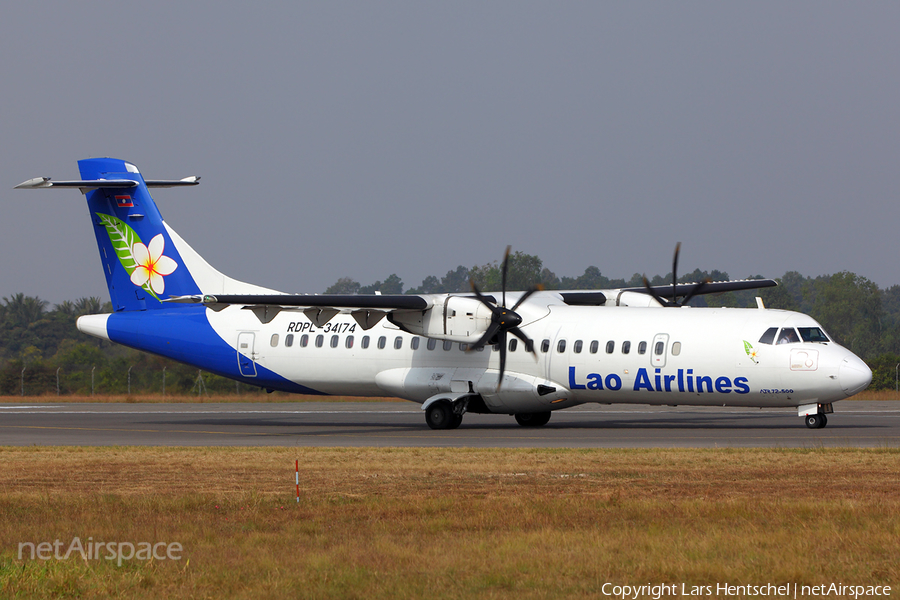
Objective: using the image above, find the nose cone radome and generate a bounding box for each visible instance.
[839,353,872,397]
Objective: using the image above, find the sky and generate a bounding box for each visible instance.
[2,2,899,305]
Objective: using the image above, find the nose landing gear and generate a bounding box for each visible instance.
[800,402,833,429]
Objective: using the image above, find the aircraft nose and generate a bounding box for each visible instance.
[839,353,872,397]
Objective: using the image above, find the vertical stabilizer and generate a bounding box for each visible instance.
[17,158,280,312]
[79,158,203,311]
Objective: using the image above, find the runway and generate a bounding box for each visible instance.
[1,400,898,448]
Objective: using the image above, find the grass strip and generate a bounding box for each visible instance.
[1,447,898,599]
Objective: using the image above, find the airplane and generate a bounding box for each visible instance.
[15,158,872,430]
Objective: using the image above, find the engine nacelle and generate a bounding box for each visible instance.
[612,290,662,307]
[388,295,494,344]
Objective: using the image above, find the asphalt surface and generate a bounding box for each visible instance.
[1,401,898,448]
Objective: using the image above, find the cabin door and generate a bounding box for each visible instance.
[237,332,258,377]
[651,333,669,368]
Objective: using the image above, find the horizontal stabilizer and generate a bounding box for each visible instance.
[14,176,199,190]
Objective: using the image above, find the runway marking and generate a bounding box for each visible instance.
[0,425,293,437]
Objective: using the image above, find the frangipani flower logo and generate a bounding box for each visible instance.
[130,234,177,295]
[96,213,178,301]
[743,340,759,364]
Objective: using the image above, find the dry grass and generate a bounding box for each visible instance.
[0,447,898,599]
[853,389,900,401]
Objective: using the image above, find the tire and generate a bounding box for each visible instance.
[425,400,454,430]
[448,414,463,429]
[805,414,825,429]
[514,411,552,427]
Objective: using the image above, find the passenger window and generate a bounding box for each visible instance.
[759,327,778,345]
[638,341,647,355]
[427,338,436,351]
[557,339,566,353]
[777,328,800,345]
[574,340,583,354]
[377,336,386,349]
[475,346,484,352]
[509,339,518,352]
[270,334,279,347]
[285,334,294,348]
[654,341,665,355]
[671,342,681,356]
[394,336,403,350]
[590,340,599,354]
[622,341,631,354]
[411,337,420,350]
[525,339,534,353]
[315,334,324,348]
[331,335,339,348]
[346,335,354,349]
[443,340,453,351]
[300,334,309,348]
[541,339,550,353]
[361,335,370,349]
[492,343,500,352]
[606,341,614,354]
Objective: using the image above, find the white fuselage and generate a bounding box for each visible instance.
[203,301,869,414]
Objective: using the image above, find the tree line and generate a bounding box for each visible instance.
[4,251,900,394]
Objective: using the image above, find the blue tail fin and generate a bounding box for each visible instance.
[79,158,204,311]
[15,158,279,311]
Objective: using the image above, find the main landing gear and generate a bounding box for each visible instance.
[514,412,551,427]
[805,413,828,429]
[425,400,463,430]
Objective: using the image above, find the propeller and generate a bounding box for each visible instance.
[469,246,540,389]
[641,242,710,307]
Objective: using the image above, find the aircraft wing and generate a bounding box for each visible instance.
[626,278,778,300]
[166,293,434,328]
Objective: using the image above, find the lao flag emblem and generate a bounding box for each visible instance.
[116,195,134,208]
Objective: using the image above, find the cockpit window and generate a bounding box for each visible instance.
[777,327,800,344]
[798,327,830,343]
[759,327,778,345]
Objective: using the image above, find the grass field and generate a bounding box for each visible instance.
[1,447,898,599]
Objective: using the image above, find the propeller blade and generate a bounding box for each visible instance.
[510,284,543,312]
[672,242,681,303]
[509,327,536,356]
[643,275,673,307]
[496,330,507,390]
[469,280,496,311]
[470,321,501,350]
[501,245,511,308]
[679,278,710,306]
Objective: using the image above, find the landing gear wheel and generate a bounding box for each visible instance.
[514,412,552,427]
[805,414,827,429]
[425,400,454,430]
[448,414,463,430]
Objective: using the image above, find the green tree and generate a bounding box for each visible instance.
[810,272,883,358]
[325,277,361,294]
